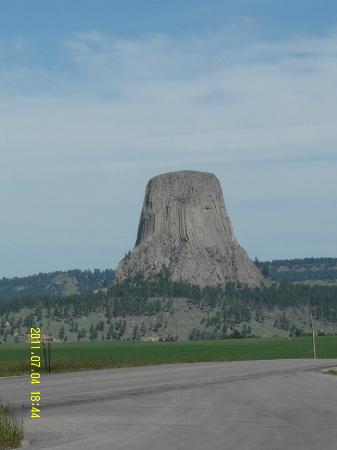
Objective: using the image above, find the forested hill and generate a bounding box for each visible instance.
[258,258,337,284]
[0,269,115,299]
[1,272,337,343]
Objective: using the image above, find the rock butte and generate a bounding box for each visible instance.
[116,170,263,287]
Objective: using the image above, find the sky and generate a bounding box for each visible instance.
[1,0,337,277]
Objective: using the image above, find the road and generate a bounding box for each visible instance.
[1,359,337,450]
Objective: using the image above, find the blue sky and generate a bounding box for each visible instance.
[1,1,337,277]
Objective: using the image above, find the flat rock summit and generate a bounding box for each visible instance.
[116,170,263,287]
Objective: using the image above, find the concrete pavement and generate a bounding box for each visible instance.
[1,359,337,449]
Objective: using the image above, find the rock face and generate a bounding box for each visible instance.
[116,170,263,287]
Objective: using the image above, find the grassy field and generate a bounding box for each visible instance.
[0,336,336,377]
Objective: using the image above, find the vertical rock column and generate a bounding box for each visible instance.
[116,170,263,287]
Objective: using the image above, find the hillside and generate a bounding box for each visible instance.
[0,269,115,299]
[1,259,337,343]
[1,270,337,343]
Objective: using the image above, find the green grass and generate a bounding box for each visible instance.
[327,368,337,376]
[0,402,24,450]
[0,336,336,377]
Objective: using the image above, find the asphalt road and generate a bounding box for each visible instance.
[1,359,337,450]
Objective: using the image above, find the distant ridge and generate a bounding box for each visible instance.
[259,258,337,284]
[0,269,115,299]
[1,258,336,300]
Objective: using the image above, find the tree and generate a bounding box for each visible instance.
[89,325,98,340]
[77,328,87,340]
[59,326,65,341]
[132,325,140,340]
[107,324,114,340]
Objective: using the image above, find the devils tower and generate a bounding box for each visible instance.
[116,170,263,287]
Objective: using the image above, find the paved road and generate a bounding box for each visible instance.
[1,359,337,450]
